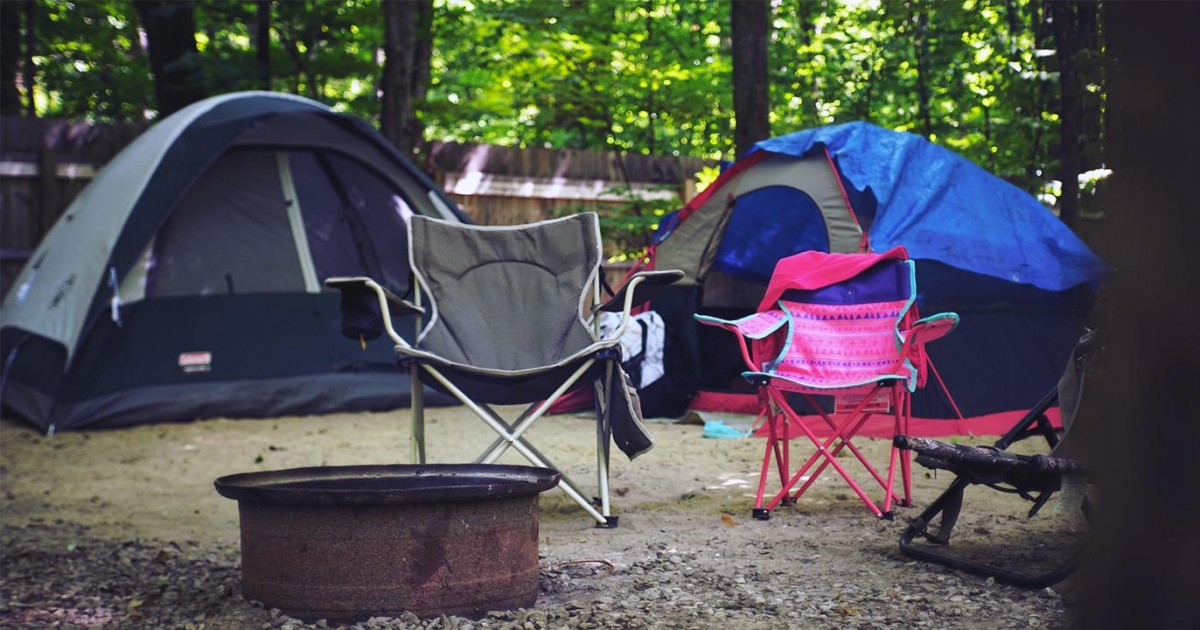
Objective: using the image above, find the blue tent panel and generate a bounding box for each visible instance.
[713,186,830,282]
[752,122,1107,292]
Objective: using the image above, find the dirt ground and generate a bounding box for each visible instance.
[0,406,1085,628]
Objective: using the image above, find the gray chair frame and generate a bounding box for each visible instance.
[327,213,680,526]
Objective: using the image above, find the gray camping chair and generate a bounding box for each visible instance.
[326,213,682,526]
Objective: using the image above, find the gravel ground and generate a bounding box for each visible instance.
[0,408,1084,629]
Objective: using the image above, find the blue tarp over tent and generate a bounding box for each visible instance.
[648,121,1107,431]
[739,121,1106,291]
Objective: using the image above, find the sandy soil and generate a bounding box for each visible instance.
[0,406,1085,628]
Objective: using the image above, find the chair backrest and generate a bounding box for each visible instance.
[764,258,918,389]
[409,214,602,370]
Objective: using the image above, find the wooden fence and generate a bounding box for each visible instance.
[0,115,714,296]
[0,115,1108,298]
[426,141,709,225]
[1,117,148,294]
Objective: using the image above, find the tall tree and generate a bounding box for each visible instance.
[730,0,770,156]
[0,0,23,115]
[255,0,272,91]
[1050,1,1082,230]
[1079,3,1200,628]
[1050,0,1102,231]
[133,0,207,116]
[911,3,933,138]
[22,0,35,116]
[381,0,432,158]
[410,0,433,146]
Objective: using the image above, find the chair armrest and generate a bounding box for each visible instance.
[904,312,959,348]
[324,276,418,347]
[695,310,787,339]
[598,269,685,313]
[594,270,684,357]
[325,276,424,315]
[695,311,788,373]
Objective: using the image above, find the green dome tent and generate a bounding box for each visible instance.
[1,91,465,433]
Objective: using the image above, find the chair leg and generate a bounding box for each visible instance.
[899,393,914,506]
[768,415,885,517]
[883,426,900,518]
[416,362,613,527]
[900,476,966,550]
[797,409,890,497]
[882,391,904,517]
[501,430,611,526]
[899,475,1082,588]
[790,415,880,502]
[410,363,426,464]
[753,401,784,520]
[595,364,615,527]
[766,388,894,518]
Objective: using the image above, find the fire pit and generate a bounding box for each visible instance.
[214,463,560,622]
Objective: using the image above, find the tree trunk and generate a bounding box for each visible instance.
[255,0,271,91]
[23,0,35,117]
[1050,0,1082,230]
[0,0,23,115]
[796,1,822,124]
[1076,1,1103,220]
[1078,3,1200,628]
[913,5,933,139]
[1027,0,1052,185]
[408,0,433,156]
[132,0,206,116]
[731,0,770,157]
[381,0,432,159]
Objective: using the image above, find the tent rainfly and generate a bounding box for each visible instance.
[641,121,1107,436]
[1,91,465,433]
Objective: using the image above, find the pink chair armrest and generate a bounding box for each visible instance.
[906,312,959,347]
[695,310,787,339]
[695,310,789,372]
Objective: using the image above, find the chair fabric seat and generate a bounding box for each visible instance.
[326,212,674,527]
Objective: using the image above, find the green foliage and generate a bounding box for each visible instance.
[261,0,381,113]
[768,0,1062,190]
[426,0,732,158]
[35,0,152,119]
[16,0,1101,212]
[550,183,682,262]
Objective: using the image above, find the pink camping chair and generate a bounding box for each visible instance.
[696,247,958,519]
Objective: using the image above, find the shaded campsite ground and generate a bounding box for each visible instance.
[0,407,1082,629]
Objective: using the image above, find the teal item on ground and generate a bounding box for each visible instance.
[703,420,751,439]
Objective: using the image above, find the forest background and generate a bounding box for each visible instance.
[5,4,1200,628]
[0,0,1105,245]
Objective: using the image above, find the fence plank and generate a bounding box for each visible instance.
[0,117,714,298]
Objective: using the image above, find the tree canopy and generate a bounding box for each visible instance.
[1,0,1104,216]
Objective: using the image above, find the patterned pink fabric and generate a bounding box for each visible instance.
[767,300,912,393]
[731,310,787,339]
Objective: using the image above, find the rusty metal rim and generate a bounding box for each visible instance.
[213,463,560,506]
